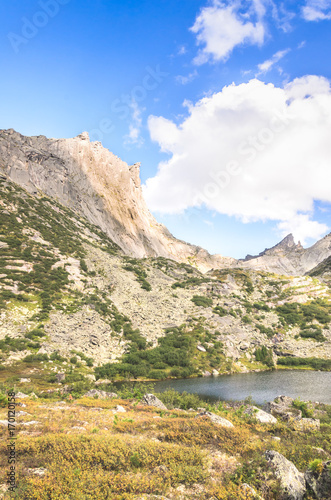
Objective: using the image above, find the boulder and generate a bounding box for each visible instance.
[0,420,16,427]
[305,460,331,499]
[241,483,263,499]
[196,411,234,428]
[55,373,65,383]
[264,396,302,422]
[15,392,29,398]
[83,389,117,399]
[143,394,167,410]
[113,405,126,413]
[95,379,110,385]
[293,418,320,432]
[27,468,47,477]
[245,406,277,424]
[265,450,306,500]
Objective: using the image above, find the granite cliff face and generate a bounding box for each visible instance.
[0,128,234,273]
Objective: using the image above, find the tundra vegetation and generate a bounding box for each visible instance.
[0,386,330,499]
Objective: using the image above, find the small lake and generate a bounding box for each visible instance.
[151,370,331,405]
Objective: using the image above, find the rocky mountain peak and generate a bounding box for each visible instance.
[0,128,234,272]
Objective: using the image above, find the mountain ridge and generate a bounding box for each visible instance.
[0,128,234,273]
[1,128,330,276]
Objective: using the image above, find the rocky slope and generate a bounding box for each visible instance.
[237,233,331,276]
[0,128,234,273]
[0,177,330,381]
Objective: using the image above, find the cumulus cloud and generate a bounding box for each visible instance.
[190,0,266,64]
[302,0,331,21]
[144,76,331,244]
[257,48,290,74]
[277,215,328,245]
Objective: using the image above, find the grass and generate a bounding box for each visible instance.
[0,388,329,499]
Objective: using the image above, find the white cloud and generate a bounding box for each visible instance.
[175,70,198,85]
[144,76,331,244]
[124,100,144,146]
[302,0,331,21]
[190,0,266,64]
[257,48,290,74]
[177,45,187,55]
[270,1,296,32]
[277,215,328,245]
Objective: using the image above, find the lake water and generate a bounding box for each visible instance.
[151,370,331,405]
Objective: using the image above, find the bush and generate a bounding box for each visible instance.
[148,369,166,380]
[254,346,274,367]
[277,356,331,371]
[156,389,204,410]
[255,323,274,338]
[292,398,314,418]
[50,351,66,362]
[308,459,323,473]
[191,295,212,308]
[24,328,46,340]
[213,306,227,317]
[300,326,326,342]
[23,353,49,363]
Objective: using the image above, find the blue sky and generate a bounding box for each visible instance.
[1,0,331,258]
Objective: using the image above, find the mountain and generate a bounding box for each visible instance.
[237,233,331,276]
[0,173,330,384]
[0,128,234,273]
[1,128,331,277]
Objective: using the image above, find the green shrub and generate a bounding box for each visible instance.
[255,346,274,367]
[277,356,331,371]
[50,352,66,362]
[191,295,212,308]
[213,306,227,317]
[292,398,314,418]
[23,353,49,363]
[300,326,326,342]
[308,459,323,473]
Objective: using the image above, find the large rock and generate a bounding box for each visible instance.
[15,392,29,398]
[245,406,277,424]
[293,418,320,432]
[83,389,117,399]
[143,394,167,410]
[265,450,306,500]
[55,373,65,383]
[264,396,302,421]
[196,411,234,428]
[305,460,331,499]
